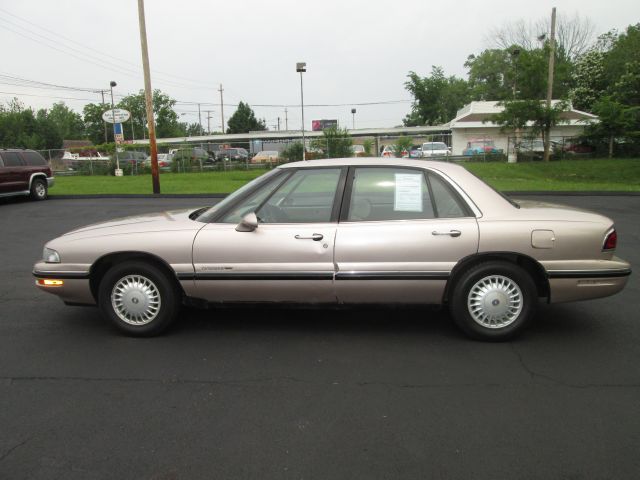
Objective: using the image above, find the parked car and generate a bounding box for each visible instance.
[516,139,561,160]
[216,148,249,162]
[421,142,451,158]
[118,151,148,166]
[0,149,54,201]
[463,139,501,156]
[380,145,404,158]
[143,153,174,171]
[562,141,595,155]
[33,158,630,341]
[251,151,280,164]
[408,145,423,158]
[351,145,366,157]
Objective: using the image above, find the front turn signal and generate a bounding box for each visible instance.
[36,279,64,287]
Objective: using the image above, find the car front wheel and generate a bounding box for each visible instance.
[449,261,537,341]
[30,178,48,200]
[98,262,180,336]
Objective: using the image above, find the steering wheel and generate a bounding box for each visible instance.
[257,203,289,223]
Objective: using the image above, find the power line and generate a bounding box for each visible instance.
[0,6,219,90]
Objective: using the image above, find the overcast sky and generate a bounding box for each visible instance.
[1,0,638,133]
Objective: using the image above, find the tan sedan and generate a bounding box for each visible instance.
[33,158,631,340]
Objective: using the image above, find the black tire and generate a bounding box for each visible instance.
[30,178,48,201]
[449,261,537,341]
[98,261,181,336]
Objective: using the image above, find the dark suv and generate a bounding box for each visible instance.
[0,149,54,201]
[215,148,249,161]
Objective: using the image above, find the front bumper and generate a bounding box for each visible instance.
[47,176,55,188]
[33,262,94,305]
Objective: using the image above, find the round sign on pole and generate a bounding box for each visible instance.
[102,108,131,123]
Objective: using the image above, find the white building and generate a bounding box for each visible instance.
[448,101,598,155]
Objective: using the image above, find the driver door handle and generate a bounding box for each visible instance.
[295,233,324,241]
[432,230,462,237]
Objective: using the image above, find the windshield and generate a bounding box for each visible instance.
[423,142,447,150]
[194,169,284,222]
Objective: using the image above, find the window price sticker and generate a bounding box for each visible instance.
[394,173,423,212]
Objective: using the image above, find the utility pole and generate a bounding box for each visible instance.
[543,7,557,162]
[100,90,108,143]
[284,108,288,130]
[219,84,225,133]
[206,110,213,134]
[277,117,281,131]
[137,0,160,194]
[197,103,203,136]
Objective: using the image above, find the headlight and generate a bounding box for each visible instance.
[43,247,60,263]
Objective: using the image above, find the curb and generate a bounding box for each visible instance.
[49,193,228,199]
[503,191,640,196]
[48,191,640,200]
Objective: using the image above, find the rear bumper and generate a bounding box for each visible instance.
[47,176,55,188]
[546,259,631,303]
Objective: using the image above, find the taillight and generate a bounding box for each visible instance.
[603,229,617,250]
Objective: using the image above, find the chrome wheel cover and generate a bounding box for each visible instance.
[467,275,523,329]
[111,274,161,325]
[35,182,46,197]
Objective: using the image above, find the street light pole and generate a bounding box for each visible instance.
[296,62,306,161]
[351,108,356,130]
[109,81,120,172]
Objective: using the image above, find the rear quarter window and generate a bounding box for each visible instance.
[23,151,47,166]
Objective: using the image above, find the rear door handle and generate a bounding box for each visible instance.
[295,233,324,241]
[432,230,461,237]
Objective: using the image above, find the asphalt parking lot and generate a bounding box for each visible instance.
[1,195,639,479]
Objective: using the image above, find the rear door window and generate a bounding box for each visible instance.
[346,167,435,221]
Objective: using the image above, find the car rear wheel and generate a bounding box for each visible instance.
[98,262,180,336]
[30,178,48,201]
[449,261,537,341]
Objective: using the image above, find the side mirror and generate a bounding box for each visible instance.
[235,212,258,232]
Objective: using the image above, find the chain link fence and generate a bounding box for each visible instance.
[37,133,626,176]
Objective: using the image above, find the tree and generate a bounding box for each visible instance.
[403,67,470,126]
[466,46,573,101]
[83,102,111,145]
[465,50,512,101]
[601,23,640,96]
[311,126,352,158]
[281,141,304,162]
[118,89,183,139]
[488,12,596,60]
[47,102,85,140]
[391,136,413,158]
[362,138,374,156]
[179,122,203,137]
[587,96,639,157]
[492,100,569,161]
[226,101,266,134]
[569,49,607,112]
[0,99,62,149]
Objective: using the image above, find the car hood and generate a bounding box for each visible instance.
[62,208,205,238]
[511,199,613,224]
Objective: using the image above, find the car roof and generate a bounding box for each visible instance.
[278,157,463,173]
